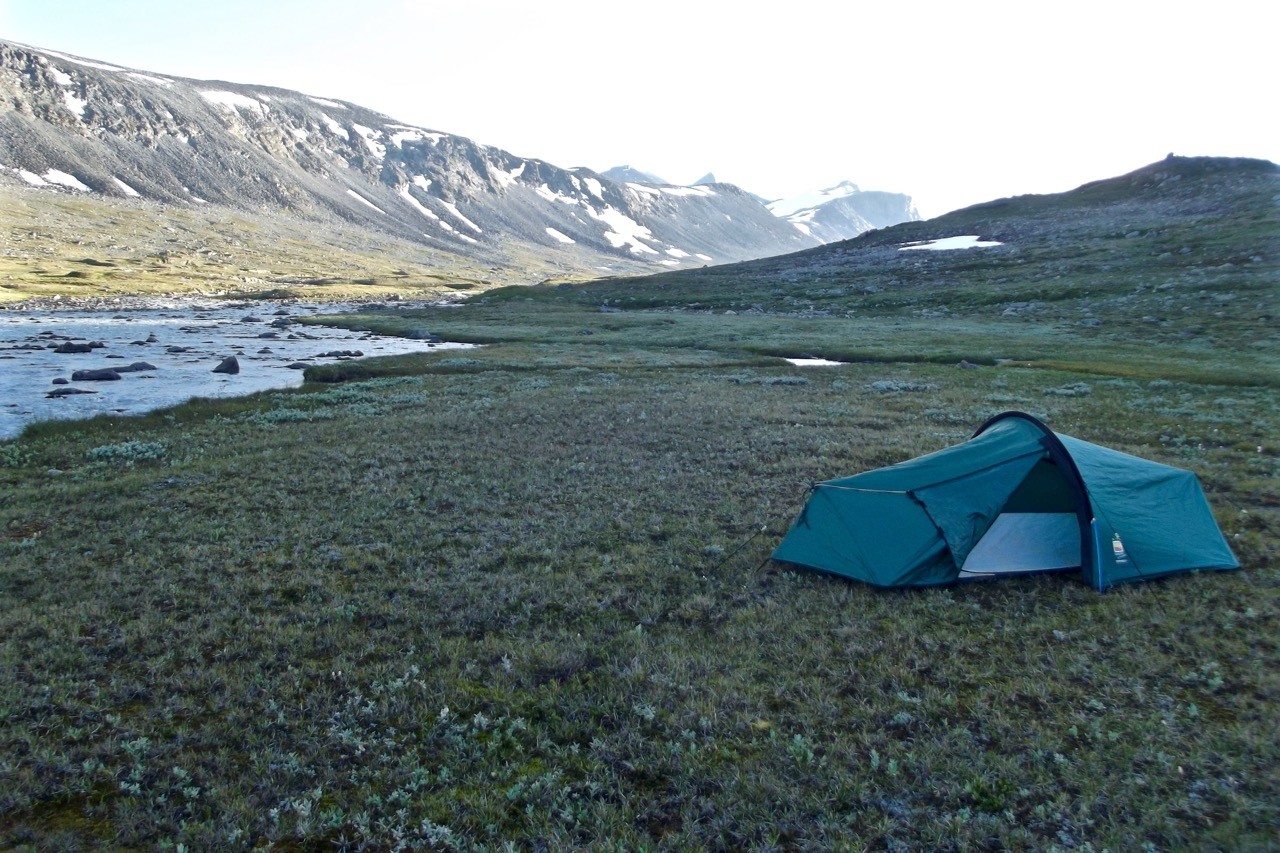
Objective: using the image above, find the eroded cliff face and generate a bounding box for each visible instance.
[0,41,817,271]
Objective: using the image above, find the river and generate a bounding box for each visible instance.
[0,299,472,439]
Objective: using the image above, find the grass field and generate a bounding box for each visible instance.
[1,157,1276,847]
[2,306,1276,848]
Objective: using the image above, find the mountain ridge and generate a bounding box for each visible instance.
[0,39,817,293]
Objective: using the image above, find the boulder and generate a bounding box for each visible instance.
[116,362,157,373]
[286,362,310,369]
[47,387,99,397]
[51,378,69,385]
[213,356,240,375]
[70,369,122,381]
[53,342,94,354]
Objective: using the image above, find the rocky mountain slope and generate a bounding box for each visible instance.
[0,40,816,290]
[766,181,920,242]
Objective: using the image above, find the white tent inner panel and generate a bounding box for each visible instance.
[960,512,1081,576]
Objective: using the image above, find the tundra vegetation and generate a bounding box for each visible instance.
[0,157,1276,848]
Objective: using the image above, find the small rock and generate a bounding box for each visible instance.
[53,342,94,354]
[240,315,262,323]
[116,361,157,373]
[213,356,240,375]
[958,360,980,369]
[286,362,309,370]
[1078,317,1102,327]
[51,378,69,385]
[45,469,63,478]
[47,387,98,398]
[257,332,279,339]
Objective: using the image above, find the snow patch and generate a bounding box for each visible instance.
[659,260,680,266]
[492,162,526,188]
[665,247,689,258]
[627,183,662,197]
[696,253,713,261]
[387,126,444,145]
[62,90,87,119]
[389,129,423,147]
[200,90,265,114]
[308,96,347,109]
[346,189,386,214]
[583,177,604,199]
[457,234,479,244]
[399,185,439,220]
[899,235,1003,251]
[290,128,309,141]
[43,170,91,191]
[536,184,579,205]
[318,113,349,139]
[48,66,72,86]
[545,227,575,244]
[441,201,482,233]
[16,169,48,187]
[112,177,140,197]
[352,123,386,159]
[587,207,658,255]
[412,175,433,193]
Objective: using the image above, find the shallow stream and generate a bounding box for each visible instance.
[0,300,471,439]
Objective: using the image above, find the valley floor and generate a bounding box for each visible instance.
[1,299,1276,848]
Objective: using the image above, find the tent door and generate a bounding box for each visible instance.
[959,512,1081,578]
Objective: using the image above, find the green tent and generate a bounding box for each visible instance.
[772,411,1239,590]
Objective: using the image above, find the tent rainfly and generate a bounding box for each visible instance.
[771,411,1239,590]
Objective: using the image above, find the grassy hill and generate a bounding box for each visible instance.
[0,157,1275,847]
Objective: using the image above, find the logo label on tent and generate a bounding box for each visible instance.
[1112,533,1129,563]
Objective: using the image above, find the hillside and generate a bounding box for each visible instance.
[537,156,1278,375]
[0,40,815,303]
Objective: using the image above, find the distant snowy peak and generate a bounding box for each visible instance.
[767,181,920,243]
[601,165,668,185]
[766,181,862,218]
[692,172,717,186]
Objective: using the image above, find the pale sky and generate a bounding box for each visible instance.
[2,0,1275,217]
